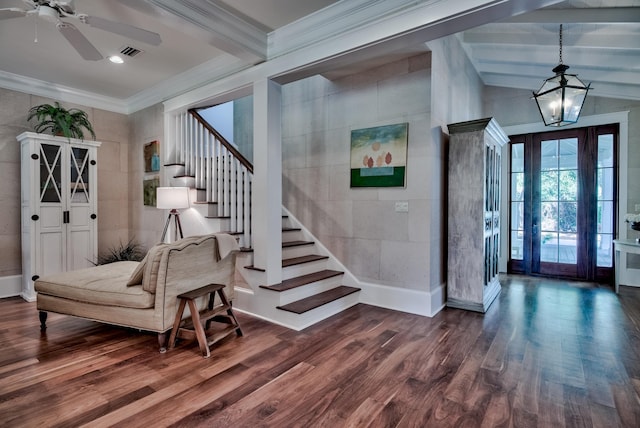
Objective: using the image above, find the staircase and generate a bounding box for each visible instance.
[165,109,360,330]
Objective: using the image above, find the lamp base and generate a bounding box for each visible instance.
[161,209,184,243]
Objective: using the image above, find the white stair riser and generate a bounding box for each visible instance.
[165,164,185,177]
[282,259,329,280]
[192,202,220,218]
[282,244,316,259]
[170,176,196,188]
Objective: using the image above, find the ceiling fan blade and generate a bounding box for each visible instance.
[83,15,161,46]
[57,22,103,61]
[0,8,27,20]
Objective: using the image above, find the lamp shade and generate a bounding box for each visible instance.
[156,187,190,209]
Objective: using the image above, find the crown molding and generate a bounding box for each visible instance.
[0,53,252,115]
[0,70,129,113]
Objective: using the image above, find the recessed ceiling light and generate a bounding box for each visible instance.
[108,55,124,64]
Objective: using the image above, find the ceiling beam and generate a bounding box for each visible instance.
[133,0,267,62]
[503,7,640,23]
[463,30,640,50]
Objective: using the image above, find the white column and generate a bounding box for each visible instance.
[252,78,282,285]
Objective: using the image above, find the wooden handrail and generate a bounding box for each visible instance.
[188,109,254,174]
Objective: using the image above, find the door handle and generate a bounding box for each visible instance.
[63,211,70,224]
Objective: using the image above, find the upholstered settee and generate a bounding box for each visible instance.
[35,233,239,352]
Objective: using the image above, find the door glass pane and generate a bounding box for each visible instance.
[541,202,558,231]
[559,233,578,264]
[511,231,523,260]
[511,172,524,201]
[559,170,577,201]
[512,143,524,172]
[558,202,577,232]
[597,133,615,268]
[40,144,61,203]
[511,202,524,230]
[541,140,558,170]
[541,171,558,200]
[597,234,613,267]
[597,168,614,200]
[598,135,614,168]
[541,232,558,262]
[559,138,578,169]
[510,143,524,262]
[598,201,614,234]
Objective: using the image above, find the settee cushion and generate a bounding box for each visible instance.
[142,243,168,293]
[126,253,147,286]
[35,261,155,309]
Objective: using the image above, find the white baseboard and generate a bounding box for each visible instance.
[0,275,22,299]
[358,280,444,317]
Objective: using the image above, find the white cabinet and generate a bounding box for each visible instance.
[18,132,101,301]
[447,118,508,312]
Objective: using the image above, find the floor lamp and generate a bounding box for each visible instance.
[157,187,190,242]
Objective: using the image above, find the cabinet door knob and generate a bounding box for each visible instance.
[31,154,39,160]
[31,214,39,221]
[90,214,97,219]
[32,275,39,282]
[90,160,96,166]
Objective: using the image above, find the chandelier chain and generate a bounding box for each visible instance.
[559,24,563,64]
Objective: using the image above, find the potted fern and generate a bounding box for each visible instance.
[27,101,96,140]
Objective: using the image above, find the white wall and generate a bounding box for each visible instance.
[128,104,166,250]
[282,54,435,293]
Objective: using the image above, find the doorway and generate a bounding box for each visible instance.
[508,124,617,282]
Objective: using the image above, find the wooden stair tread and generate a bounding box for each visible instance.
[282,254,328,267]
[282,240,314,248]
[245,254,328,271]
[276,286,360,314]
[260,269,343,292]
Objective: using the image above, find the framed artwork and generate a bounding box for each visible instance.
[143,177,160,206]
[350,123,408,187]
[144,140,160,173]
[143,140,160,206]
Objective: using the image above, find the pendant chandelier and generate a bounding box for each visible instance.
[533,24,590,127]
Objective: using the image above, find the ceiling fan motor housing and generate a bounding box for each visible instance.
[40,1,75,14]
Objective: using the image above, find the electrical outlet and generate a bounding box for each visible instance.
[635,204,640,212]
[395,201,409,212]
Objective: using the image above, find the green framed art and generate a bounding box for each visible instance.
[350,123,408,187]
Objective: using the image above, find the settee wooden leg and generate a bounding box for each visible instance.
[158,332,167,353]
[39,311,47,332]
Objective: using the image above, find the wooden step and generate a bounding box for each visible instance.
[282,240,314,248]
[260,269,343,292]
[245,254,328,271]
[276,286,360,314]
[282,254,328,267]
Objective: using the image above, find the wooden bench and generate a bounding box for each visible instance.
[168,283,242,358]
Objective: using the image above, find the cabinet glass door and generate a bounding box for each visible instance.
[39,144,62,203]
[70,147,90,203]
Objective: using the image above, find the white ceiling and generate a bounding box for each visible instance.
[0,0,637,112]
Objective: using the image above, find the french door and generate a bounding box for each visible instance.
[508,124,617,281]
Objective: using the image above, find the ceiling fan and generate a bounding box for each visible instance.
[0,0,162,61]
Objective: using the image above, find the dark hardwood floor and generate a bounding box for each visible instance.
[1,275,640,427]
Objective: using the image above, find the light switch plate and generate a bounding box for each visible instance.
[395,201,409,212]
